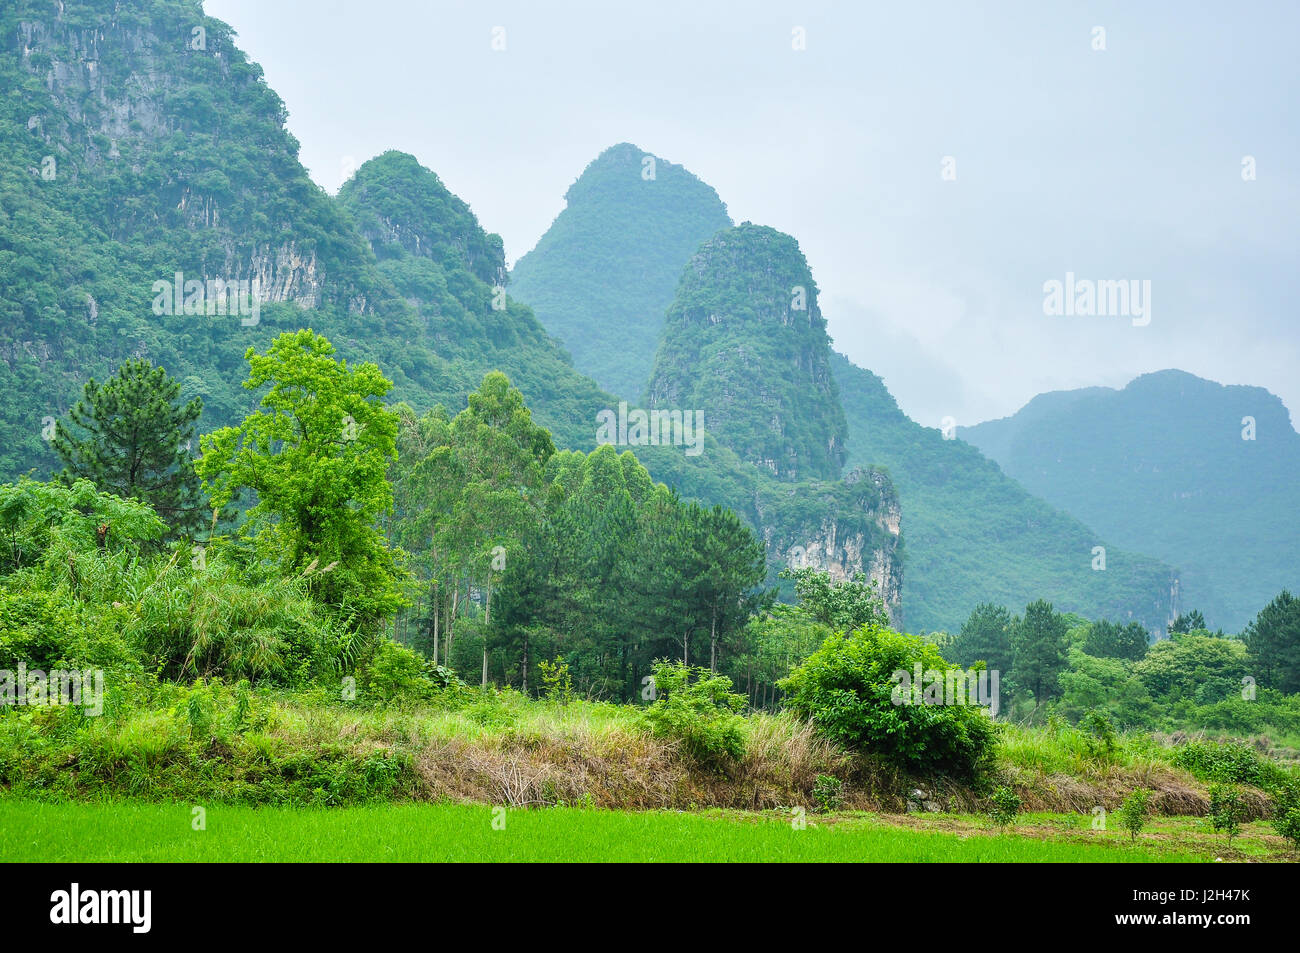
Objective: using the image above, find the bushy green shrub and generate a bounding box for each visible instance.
[812,774,843,813]
[1080,710,1118,758]
[363,639,459,702]
[1208,783,1243,842]
[0,591,76,670]
[990,785,1020,827]
[1119,788,1151,842]
[641,660,746,768]
[1172,739,1288,792]
[778,622,997,777]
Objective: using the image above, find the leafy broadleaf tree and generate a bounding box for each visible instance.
[777,566,889,633]
[195,330,405,629]
[52,358,204,534]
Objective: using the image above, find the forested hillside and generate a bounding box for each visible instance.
[0,0,902,610]
[0,0,611,469]
[509,142,732,401]
[962,369,1300,631]
[508,144,1178,632]
[646,224,848,482]
[831,354,1177,633]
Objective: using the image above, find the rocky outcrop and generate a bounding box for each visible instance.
[755,467,904,625]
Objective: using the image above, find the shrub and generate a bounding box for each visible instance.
[1118,788,1151,842]
[641,660,746,768]
[537,656,574,704]
[1080,710,1118,759]
[1208,783,1243,842]
[778,622,997,777]
[363,639,455,702]
[1172,739,1288,792]
[1269,780,1300,854]
[0,591,76,670]
[812,774,843,813]
[990,785,1020,827]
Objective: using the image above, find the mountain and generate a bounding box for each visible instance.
[636,224,900,611]
[0,0,903,616]
[831,355,1177,633]
[509,143,732,401]
[509,146,1179,632]
[646,224,847,482]
[0,0,609,468]
[961,369,1300,631]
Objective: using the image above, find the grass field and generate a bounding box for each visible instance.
[0,800,1206,862]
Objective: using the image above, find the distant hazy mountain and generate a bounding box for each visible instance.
[509,143,732,402]
[509,144,1178,632]
[961,369,1300,631]
[832,354,1177,633]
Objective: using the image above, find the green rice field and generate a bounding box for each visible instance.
[0,800,1203,863]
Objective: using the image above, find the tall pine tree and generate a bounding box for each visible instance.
[53,358,204,534]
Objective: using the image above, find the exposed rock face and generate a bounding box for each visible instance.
[755,469,904,625]
[10,4,366,314]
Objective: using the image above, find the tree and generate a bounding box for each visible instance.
[778,566,890,633]
[195,330,404,628]
[949,603,1015,675]
[1011,600,1069,705]
[1119,789,1151,842]
[1169,609,1207,635]
[779,621,997,778]
[1133,633,1249,703]
[1243,590,1300,694]
[53,358,204,534]
[1082,618,1150,661]
[680,503,770,672]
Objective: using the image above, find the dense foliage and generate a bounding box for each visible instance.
[832,353,1177,632]
[779,622,998,778]
[646,224,848,482]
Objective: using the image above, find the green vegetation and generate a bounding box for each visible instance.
[0,801,1202,863]
[1208,783,1244,842]
[641,661,747,767]
[778,623,997,778]
[832,353,1177,633]
[1119,788,1151,841]
[990,785,1021,827]
[646,224,847,482]
[52,358,205,534]
[509,142,732,402]
[962,369,1300,632]
[2,0,1297,867]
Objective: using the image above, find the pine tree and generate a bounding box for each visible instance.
[1011,599,1069,705]
[53,358,204,534]
[950,603,1016,675]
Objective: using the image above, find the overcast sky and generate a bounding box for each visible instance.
[204,0,1299,428]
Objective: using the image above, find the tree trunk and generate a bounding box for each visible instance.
[481,575,491,690]
[431,584,439,664]
[709,605,718,672]
[446,584,459,667]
